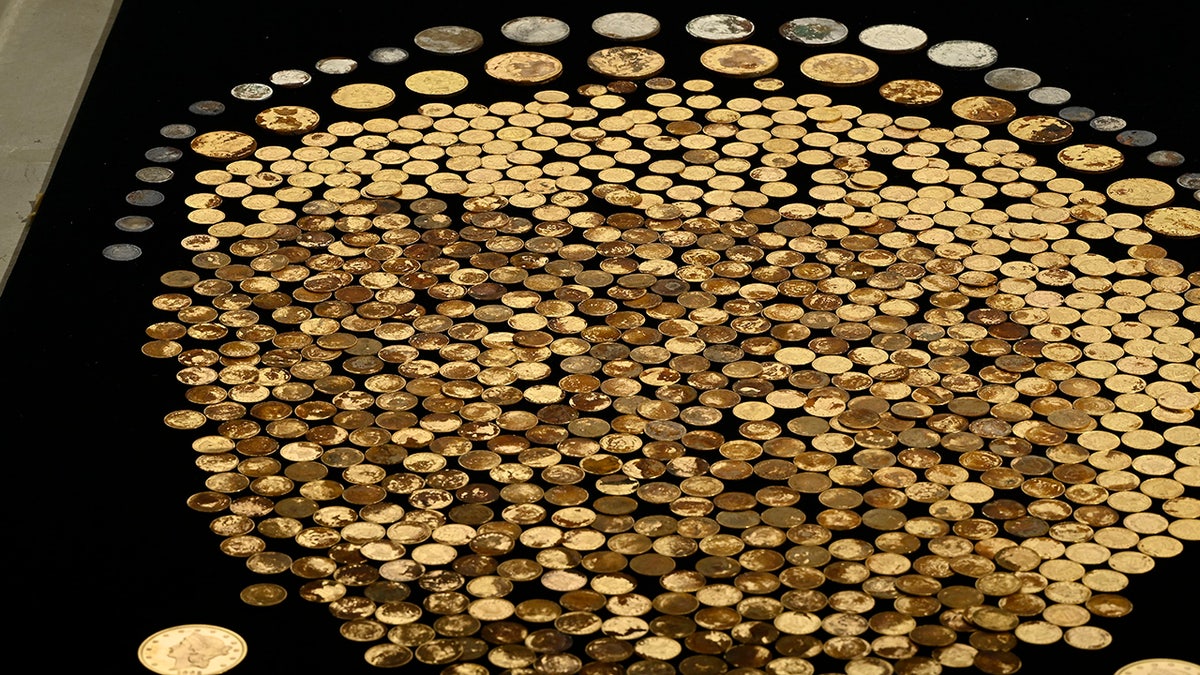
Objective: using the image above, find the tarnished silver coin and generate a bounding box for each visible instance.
[591,12,660,41]
[927,40,999,69]
[857,23,928,53]
[1059,106,1096,122]
[315,56,358,74]
[102,243,143,261]
[1091,115,1128,132]
[270,69,311,88]
[984,67,1041,91]
[1116,129,1158,147]
[779,17,847,45]
[136,166,175,184]
[230,82,273,101]
[369,47,409,64]
[414,25,484,54]
[1029,86,1071,105]
[687,14,755,43]
[188,100,225,116]
[1148,150,1185,167]
[501,16,571,46]
[159,123,196,139]
[115,215,154,232]
[126,189,165,207]
[144,146,183,163]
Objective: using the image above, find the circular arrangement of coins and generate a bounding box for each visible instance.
[133,11,1200,675]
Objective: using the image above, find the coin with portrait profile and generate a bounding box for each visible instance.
[138,624,247,675]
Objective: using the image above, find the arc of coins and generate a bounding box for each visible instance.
[127,10,1200,675]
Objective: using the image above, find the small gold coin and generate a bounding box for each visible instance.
[331,83,396,110]
[190,131,257,160]
[1057,143,1125,173]
[587,46,666,79]
[404,70,469,96]
[484,51,564,85]
[799,53,880,85]
[1144,207,1200,239]
[699,44,779,77]
[138,624,247,675]
[254,106,320,135]
[1106,177,1176,207]
[240,582,288,606]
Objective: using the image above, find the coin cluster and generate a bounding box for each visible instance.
[139,15,1200,675]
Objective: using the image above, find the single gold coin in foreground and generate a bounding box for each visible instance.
[138,624,247,675]
[1114,659,1200,675]
[484,51,563,84]
[1144,206,1200,238]
[404,70,469,96]
[799,52,879,85]
[699,44,779,77]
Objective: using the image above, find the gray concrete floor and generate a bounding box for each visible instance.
[0,0,122,295]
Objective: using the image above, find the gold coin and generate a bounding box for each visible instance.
[240,582,288,606]
[404,70,468,96]
[254,106,320,135]
[1144,207,1200,238]
[138,624,247,675]
[799,53,880,85]
[484,51,564,85]
[1007,115,1074,144]
[587,46,666,79]
[951,95,1017,124]
[1106,177,1176,207]
[1115,659,1200,675]
[698,44,779,78]
[1056,143,1125,173]
[190,130,257,160]
[879,78,943,105]
[331,83,396,110]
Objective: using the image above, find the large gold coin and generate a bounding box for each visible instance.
[254,105,320,135]
[951,95,1017,124]
[189,130,257,160]
[1007,115,1074,144]
[330,83,396,110]
[138,624,247,675]
[484,51,563,85]
[799,52,879,85]
[698,44,779,77]
[879,78,943,105]
[1057,143,1125,173]
[1106,177,1176,207]
[1115,659,1200,675]
[1144,206,1200,238]
[586,46,666,79]
[404,70,469,96]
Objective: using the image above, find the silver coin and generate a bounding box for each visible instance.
[927,40,999,70]
[1148,150,1185,167]
[687,14,755,43]
[126,189,165,207]
[1059,106,1096,122]
[135,166,175,184]
[188,100,225,116]
[1028,86,1071,105]
[103,243,143,261]
[231,82,273,101]
[1115,129,1157,147]
[501,16,571,46]
[591,12,660,41]
[144,146,183,163]
[779,17,847,46]
[857,23,928,53]
[413,25,485,54]
[1177,173,1200,190]
[316,56,358,74]
[1090,115,1127,132]
[984,67,1041,91]
[369,47,409,64]
[115,215,155,232]
[270,69,312,88]
[159,123,196,139]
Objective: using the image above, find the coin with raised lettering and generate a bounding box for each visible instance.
[138,624,247,675]
[1115,659,1200,675]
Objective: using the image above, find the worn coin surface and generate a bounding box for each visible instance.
[778,17,848,45]
[501,15,571,45]
[686,13,754,42]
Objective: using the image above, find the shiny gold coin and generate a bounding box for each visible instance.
[1115,659,1200,675]
[239,582,287,606]
[138,624,247,675]
[1007,115,1074,144]
[1144,207,1200,239]
[254,106,320,135]
[799,53,880,85]
[879,79,943,105]
[698,44,779,78]
[1056,143,1125,173]
[484,51,564,85]
[404,70,469,96]
[190,131,257,160]
[1106,177,1176,207]
[331,83,396,110]
[951,95,1017,124]
[587,46,666,79]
